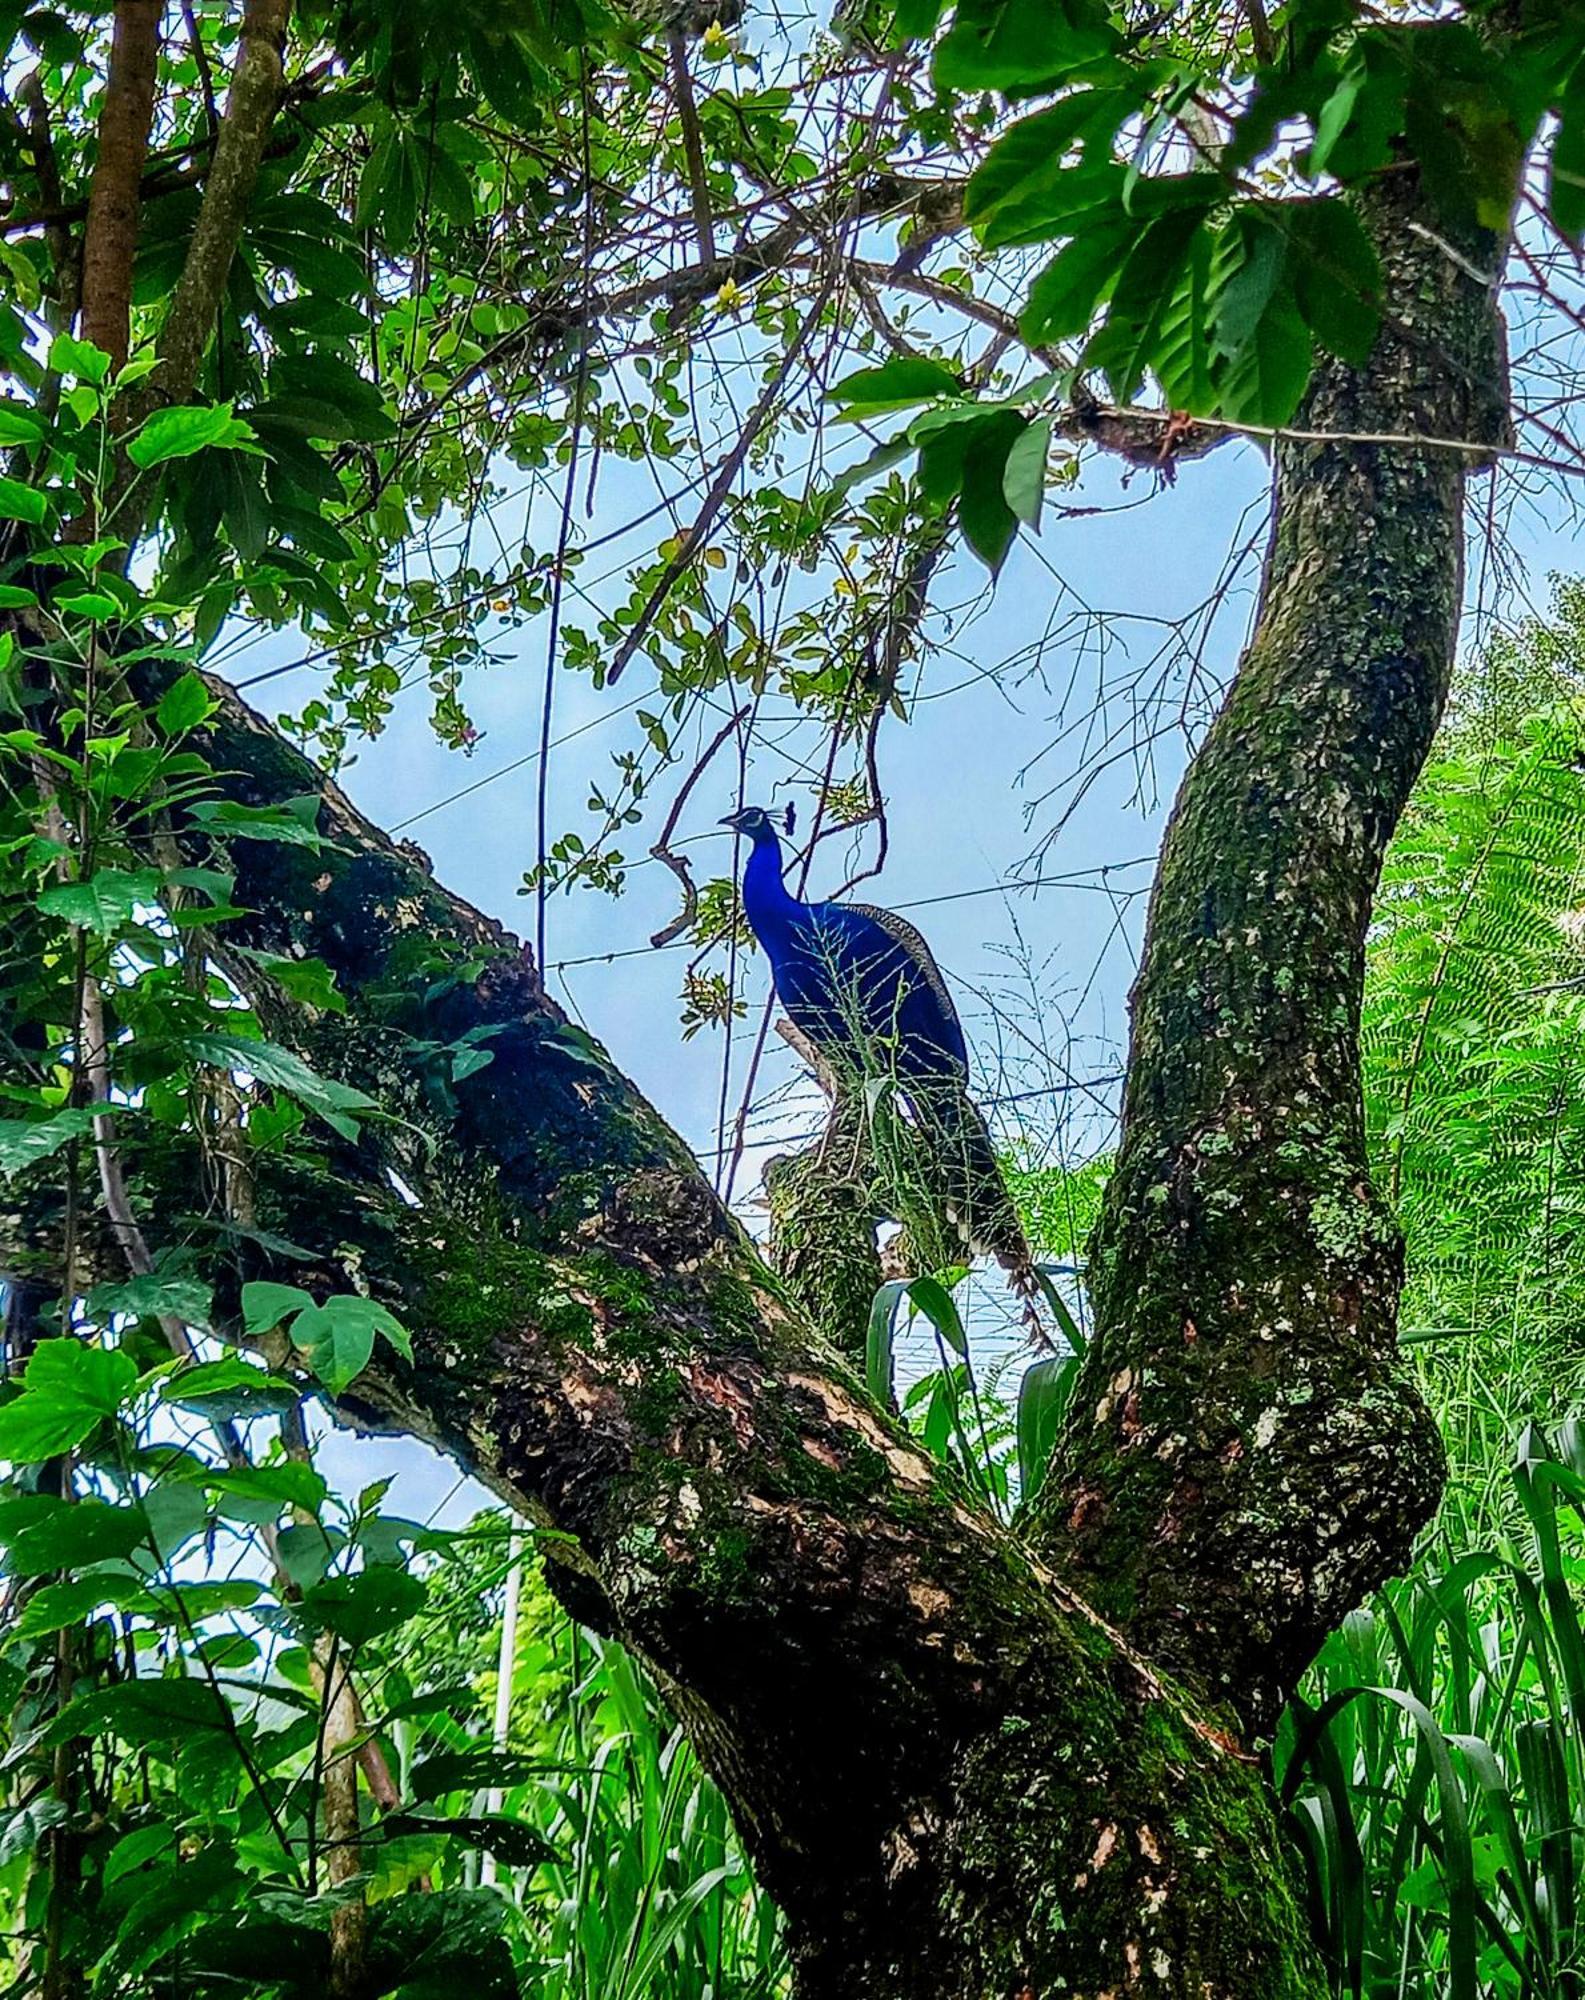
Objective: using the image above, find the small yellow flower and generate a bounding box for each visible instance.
[715,277,743,312]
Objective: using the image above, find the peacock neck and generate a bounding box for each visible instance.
[741,828,799,938]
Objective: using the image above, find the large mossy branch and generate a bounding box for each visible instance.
[1036,164,1512,1734]
[163,673,1322,1998]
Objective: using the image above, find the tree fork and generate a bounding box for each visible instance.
[78,664,1323,1997]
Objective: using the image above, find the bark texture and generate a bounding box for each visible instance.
[112,668,1323,1999]
[79,0,162,370]
[1034,170,1510,1734]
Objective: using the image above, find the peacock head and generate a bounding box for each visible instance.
[719,804,792,845]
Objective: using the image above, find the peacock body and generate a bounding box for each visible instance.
[722,806,1037,1306]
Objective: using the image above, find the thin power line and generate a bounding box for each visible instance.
[545,859,1157,972]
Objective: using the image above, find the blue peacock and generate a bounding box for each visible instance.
[721,803,1038,1312]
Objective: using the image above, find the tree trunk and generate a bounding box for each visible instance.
[1034,168,1511,1735]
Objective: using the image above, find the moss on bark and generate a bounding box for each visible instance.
[1033,165,1510,1733]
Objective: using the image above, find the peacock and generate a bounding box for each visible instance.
[721,803,1040,1317]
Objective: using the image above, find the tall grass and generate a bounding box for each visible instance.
[1273,1421,1585,2000]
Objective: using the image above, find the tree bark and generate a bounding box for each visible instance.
[79,1,163,370]
[1033,168,1511,1735]
[118,669,1323,1998]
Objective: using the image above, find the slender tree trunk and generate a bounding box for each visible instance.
[79,1,163,370]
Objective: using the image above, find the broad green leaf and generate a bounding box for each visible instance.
[48,332,111,383]
[0,401,43,445]
[240,1280,314,1335]
[37,866,163,935]
[1020,215,1135,344]
[829,355,960,418]
[0,1797,68,1868]
[1002,415,1051,529]
[0,1495,146,1573]
[163,1357,300,1424]
[301,1566,425,1645]
[0,475,46,525]
[1219,284,1314,428]
[0,1338,136,1462]
[17,1571,153,1637]
[1210,210,1288,360]
[1552,79,1585,238]
[235,948,345,1013]
[187,795,324,849]
[154,669,215,735]
[206,1458,327,1514]
[86,1271,213,1328]
[0,1106,100,1177]
[1088,205,1212,404]
[964,94,1131,245]
[958,422,1021,572]
[380,1811,556,1869]
[1015,1353,1080,1505]
[127,401,255,468]
[290,1294,412,1394]
[1289,201,1382,366]
[183,1032,377,1139]
[48,1675,232,1747]
[934,0,1118,93]
[1154,230,1215,413]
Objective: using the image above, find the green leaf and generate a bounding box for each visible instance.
[1019,214,1136,344]
[206,1458,327,1514]
[380,1812,556,1869]
[0,1338,136,1462]
[155,669,215,736]
[1289,201,1382,366]
[1087,205,1211,404]
[1210,210,1288,359]
[934,0,1118,93]
[1551,78,1585,238]
[47,332,111,383]
[865,1280,906,1403]
[1152,228,1215,413]
[0,475,46,525]
[37,866,163,936]
[0,1797,68,1869]
[291,1295,411,1395]
[187,795,324,849]
[0,1495,146,1573]
[829,356,961,417]
[1015,1353,1081,1505]
[17,1571,153,1637]
[235,948,345,1013]
[901,1274,969,1358]
[163,1358,301,1424]
[86,1272,212,1328]
[301,1566,426,1646]
[0,1106,100,1177]
[958,422,1021,573]
[128,401,255,468]
[183,1032,377,1140]
[48,1677,233,1748]
[1002,415,1051,529]
[0,401,43,445]
[240,1280,314,1336]
[1219,284,1314,428]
